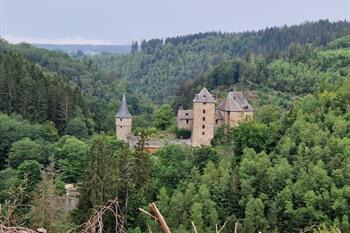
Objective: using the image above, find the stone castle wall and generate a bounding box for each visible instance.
[215,118,224,130]
[177,119,193,131]
[191,102,215,147]
[116,117,132,141]
[227,111,253,127]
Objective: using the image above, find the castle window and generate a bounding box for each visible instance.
[120,118,122,121]
[202,125,205,129]
[120,126,122,128]
[202,132,205,135]
[203,109,206,114]
[186,119,189,124]
[216,119,218,124]
[185,112,189,116]
[202,117,205,121]
[203,103,206,105]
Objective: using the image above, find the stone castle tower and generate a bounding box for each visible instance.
[191,88,216,147]
[177,88,254,147]
[115,95,132,141]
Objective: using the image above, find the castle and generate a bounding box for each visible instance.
[115,88,254,147]
[176,88,254,146]
[115,95,132,141]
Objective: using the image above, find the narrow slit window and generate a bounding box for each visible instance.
[202,125,205,129]
[186,119,189,123]
[202,132,205,135]
[202,117,205,121]
[203,109,206,114]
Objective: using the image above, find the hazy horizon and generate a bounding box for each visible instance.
[1,0,349,45]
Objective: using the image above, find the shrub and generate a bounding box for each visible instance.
[175,128,191,139]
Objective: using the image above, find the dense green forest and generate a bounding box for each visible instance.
[0,20,350,233]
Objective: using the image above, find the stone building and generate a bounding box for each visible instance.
[192,88,216,147]
[177,88,254,147]
[176,107,193,131]
[115,95,132,141]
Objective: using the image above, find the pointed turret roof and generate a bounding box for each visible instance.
[193,88,216,103]
[116,95,132,118]
[218,92,254,112]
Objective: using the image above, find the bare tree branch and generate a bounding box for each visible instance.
[234,221,239,233]
[216,221,227,233]
[191,221,198,233]
[68,198,124,233]
[139,203,171,233]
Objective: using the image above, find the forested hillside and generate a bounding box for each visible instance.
[90,20,350,102]
[0,20,350,233]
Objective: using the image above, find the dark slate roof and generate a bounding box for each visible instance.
[116,95,132,118]
[215,110,224,120]
[218,92,254,112]
[177,109,193,120]
[193,88,216,103]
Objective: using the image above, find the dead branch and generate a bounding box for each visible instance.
[191,221,198,233]
[216,221,227,233]
[147,224,153,233]
[0,175,30,227]
[0,225,38,233]
[139,203,171,233]
[299,224,316,233]
[68,198,124,233]
[149,203,171,233]
[234,221,239,233]
[141,203,232,233]
[139,208,157,220]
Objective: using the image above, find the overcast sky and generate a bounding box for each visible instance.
[1,0,349,45]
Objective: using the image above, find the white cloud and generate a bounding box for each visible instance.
[2,34,113,45]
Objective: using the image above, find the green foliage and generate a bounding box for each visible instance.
[232,120,276,154]
[153,104,174,130]
[244,197,266,233]
[64,117,89,139]
[90,20,350,103]
[55,179,66,196]
[0,52,89,132]
[17,160,42,193]
[29,166,66,232]
[175,128,191,139]
[73,135,151,230]
[313,225,341,233]
[72,135,123,226]
[53,136,88,183]
[8,138,48,168]
[151,145,193,190]
[0,113,46,168]
[255,104,280,124]
[2,20,350,232]
[0,168,17,202]
[327,35,350,49]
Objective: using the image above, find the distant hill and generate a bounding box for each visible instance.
[32,43,130,55]
[89,20,350,103]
